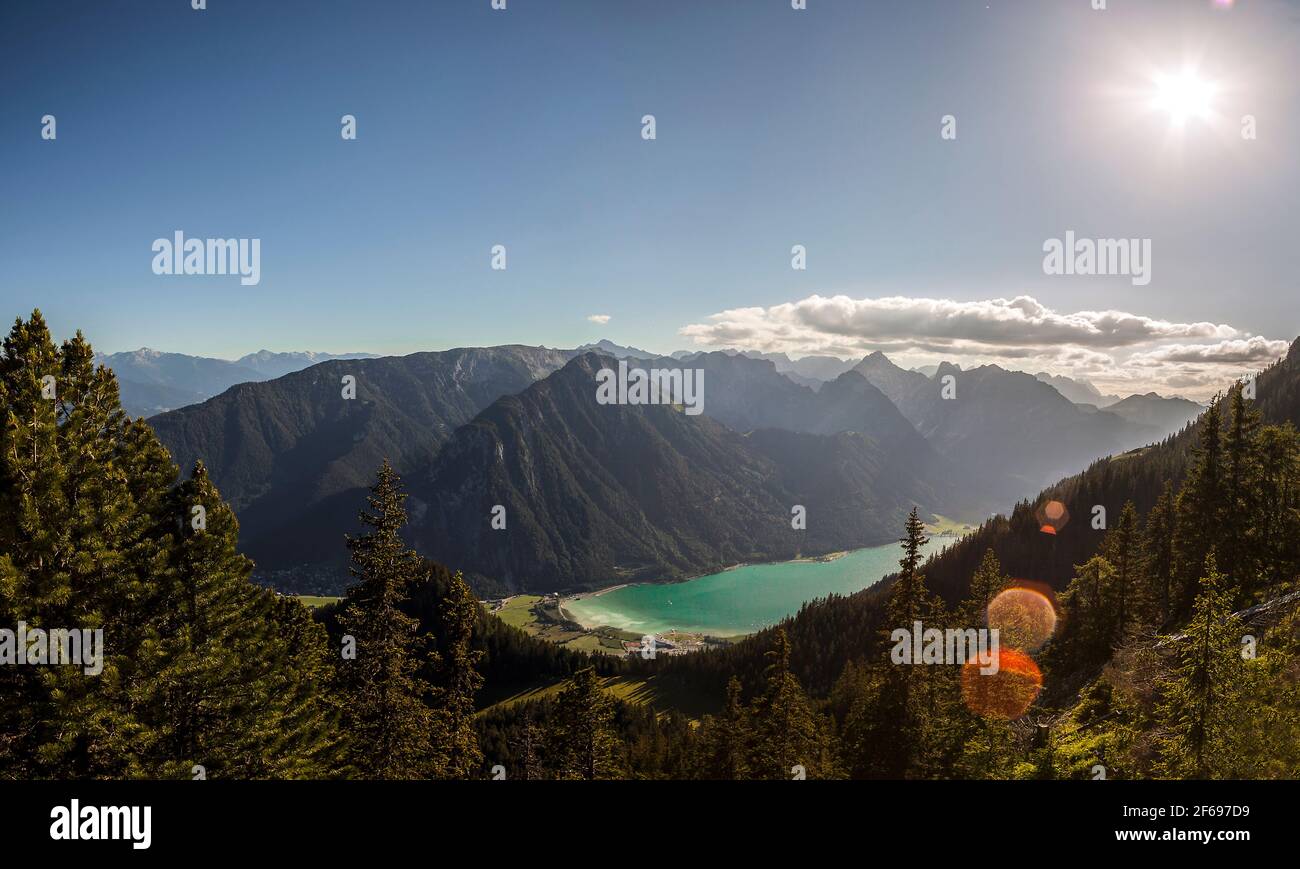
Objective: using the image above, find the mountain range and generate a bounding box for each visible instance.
[867,335,1300,609]
[141,339,1208,595]
[96,348,376,416]
[406,353,943,593]
[1033,371,1122,407]
[850,353,1199,504]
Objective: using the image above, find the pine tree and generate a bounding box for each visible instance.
[872,507,941,777]
[428,567,485,779]
[515,718,539,781]
[0,312,342,779]
[1256,424,1300,589]
[0,319,140,776]
[887,507,938,630]
[1172,401,1225,619]
[1100,502,1144,645]
[692,675,751,779]
[1052,555,1116,670]
[335,461,439,779]
[958,548,1008,627]
[1141,482,1176,628]
[137,463,344,779]
[1220,385,1263,604]
[747,628,834,779]
[545,666,623,780]
[1156,554,1243,779]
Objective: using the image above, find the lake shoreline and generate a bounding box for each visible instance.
[564,533,961,634]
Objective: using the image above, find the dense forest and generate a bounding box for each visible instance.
[2,311,1296,779]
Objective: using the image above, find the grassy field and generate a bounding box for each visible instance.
[479,673,719,721]
[294,595,342,609]
[926,514,978,536]
[479,595,740,721]
[494,595,545,630]
[486,595,640,653]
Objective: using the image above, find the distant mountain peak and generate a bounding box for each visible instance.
[575,338,658,359]
[935,360,963,377]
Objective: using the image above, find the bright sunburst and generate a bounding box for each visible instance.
[1149,68,1217,125]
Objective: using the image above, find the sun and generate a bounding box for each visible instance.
[1149,68,1217,125]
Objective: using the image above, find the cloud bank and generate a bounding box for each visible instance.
[679,294,1289,399]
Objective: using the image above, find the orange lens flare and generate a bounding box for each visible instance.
[961,648,1042,720]
[1036,500,1069,535]
[987,587,1058,652]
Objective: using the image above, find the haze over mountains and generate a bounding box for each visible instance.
[1034,371,1122,407]
[879,335,1300,608]
[408,352,944,593]
[148,346,572,585]
[138,338,1208,595]
[850,352,1202,504]
[96,348,377,416]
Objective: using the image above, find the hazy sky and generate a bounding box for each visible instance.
[2,0,1297,399]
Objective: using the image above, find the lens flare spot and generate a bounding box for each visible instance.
[987,586,1058,651]
[961,648,1042,720]
[1036,500,1069,535]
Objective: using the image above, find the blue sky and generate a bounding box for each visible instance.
[2,0,1297,397]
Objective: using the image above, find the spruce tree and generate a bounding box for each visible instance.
[0,312,343,779]
[1100,502,1144,645]
[335,461,439,779]
[958,548,1008,627]
[1156,554,1243,779]
[1172,401,1225,619]
[1256,424,1300,589]
[1051,555,1116,670]
[872,507,940,777]
[747,628,832,779]
[1141,482,1176,628]
[428,567,485,779]
[692,675,751,779]
[1220,385,1263,604]
[545,666,623,780]
[887,507,937,630]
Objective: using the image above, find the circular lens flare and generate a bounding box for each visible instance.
[987,587,1058,652]
[1036,500,1069,535]
[961,648,1042,720]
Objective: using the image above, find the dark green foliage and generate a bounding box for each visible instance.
[543,667,625,780]
[334,462,443,779]
[746,628,839,779]
[8,312,1300,782]
[429,568,486,778]
[1155,555,1244,779]
[0,311,340,779]
[957,548,1009,628]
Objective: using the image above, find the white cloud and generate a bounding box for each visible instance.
[1127,336,1290,366]
[678,293,1288,400]
[680,294,1235,354]
[586,314,612,325]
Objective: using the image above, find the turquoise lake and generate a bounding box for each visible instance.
[563,537,951,637]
